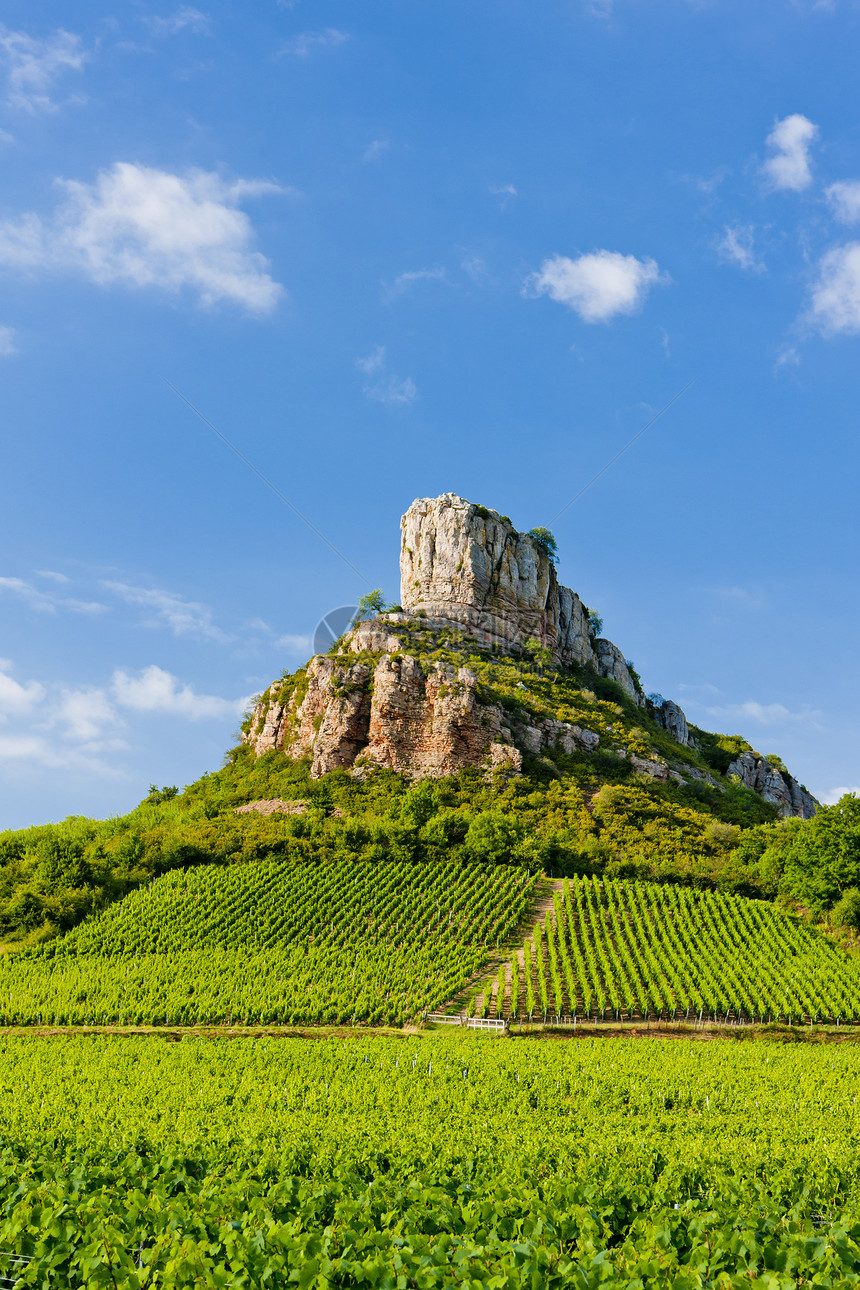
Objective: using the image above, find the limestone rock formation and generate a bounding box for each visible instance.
[656,699,690,747]
[243,643,607,781]
[241,491,817,818]
[726,752,817,821]
[400,494,556,650]
[400,493,643,701]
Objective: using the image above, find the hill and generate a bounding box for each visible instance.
[0,492,856,957]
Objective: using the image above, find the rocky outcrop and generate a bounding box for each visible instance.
[401,495,557,650]
[240,492,817,818]
[727,752,817,820]
[245,653,523,779]
[400,494,643,702]
[656,699,690,746]
[243,643,605,780]
[592,640,639,704]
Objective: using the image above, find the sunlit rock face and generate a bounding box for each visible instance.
[240,492,816,817]
[727,751,818,820]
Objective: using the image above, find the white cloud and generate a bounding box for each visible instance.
[0,25,86,112]
[0,731,125,775]
[826,180,860,225]
[461,253,487,282]
[490,183,517,209]
[681,167,730,195]
[700,699,816,725]
[0,575,105,614]
[281,29,348,57]
[775,343,801,368]
[761,113,818,192]
[0,661,44,717]
[112,664,246,719]
[367,375,417,407]
[356,346,385,376]
[142,8,211,37]
[386,267,449,299]
[54,686,115,741]
[0,162,284,313]
[355,345,416,406]
[0,325,17,356]
[717,224,764,273]
[526,250,663,323]
[244,618,311,654]
[102,581,229,640]
[809,242,860,334]
[35,570,69,583]
[822,786,860,805]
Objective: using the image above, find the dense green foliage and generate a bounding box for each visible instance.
[511,875,860,1024]
[732,794,860,919]
[0,861,535,1026]
[2,1033,860,1286]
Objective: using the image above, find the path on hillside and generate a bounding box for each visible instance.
[436,877,565,1020]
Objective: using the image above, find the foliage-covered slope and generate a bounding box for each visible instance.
[506,875,860,1025]
[0,629,856,948]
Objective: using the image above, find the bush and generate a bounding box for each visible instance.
[830,887,860,931]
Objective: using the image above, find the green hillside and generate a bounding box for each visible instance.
[505,875,860,1025]
[0,611,857,960]
[6,859,860,1030]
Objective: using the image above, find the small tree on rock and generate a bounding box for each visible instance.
[586,608,604,639]
[527,527,559,564]
[356,589,389,619]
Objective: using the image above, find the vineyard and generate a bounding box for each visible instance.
[4,855,860,1031]
[461,875,860,1027]
[0,860,536,1026]
[1,1032,860,1285]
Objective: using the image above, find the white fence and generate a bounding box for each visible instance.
[425,1013,507,1031]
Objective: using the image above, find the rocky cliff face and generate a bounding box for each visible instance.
[242,492,817,818]
[400,494,642,702]
[243,644,606,781]
[657,700,689,747]
[726,752,817,821]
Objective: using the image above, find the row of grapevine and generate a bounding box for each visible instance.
[509,875,860,1023]
[4,860,538,1026]
[2,1033,860,1285]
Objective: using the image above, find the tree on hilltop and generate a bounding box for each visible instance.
[357,589,396,619]
[527,527,559,564]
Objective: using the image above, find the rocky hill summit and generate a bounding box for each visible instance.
[243,494,817,820]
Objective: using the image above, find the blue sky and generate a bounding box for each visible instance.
[1,0,859,828]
